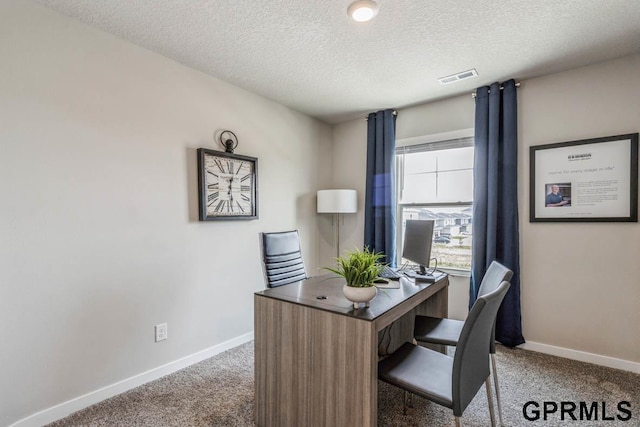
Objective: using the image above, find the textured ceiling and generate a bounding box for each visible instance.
[35,0,640,124]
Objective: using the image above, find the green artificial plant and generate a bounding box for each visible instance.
[324,247,384,287]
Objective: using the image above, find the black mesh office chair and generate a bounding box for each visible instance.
[379,280,511,427]
[413,260,513,426]
[261,230,308,288]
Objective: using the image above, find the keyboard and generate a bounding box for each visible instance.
[379,266,403,280]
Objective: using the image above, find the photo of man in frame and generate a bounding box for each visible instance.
[545,183,572,207]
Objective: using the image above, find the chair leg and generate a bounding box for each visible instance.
[455,416,462,427]
[485,377,496,427]
[491,353,503,426]
[403,390,414,414]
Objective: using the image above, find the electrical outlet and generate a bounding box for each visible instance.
[155,323,168,342]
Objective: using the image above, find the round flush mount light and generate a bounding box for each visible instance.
[347,0,379,22]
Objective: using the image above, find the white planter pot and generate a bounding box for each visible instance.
[343,285,377,309]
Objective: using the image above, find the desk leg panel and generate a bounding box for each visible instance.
[255,296,312,427]
[414,284,448,319]
[255,295,378,427]
[309,308,377,427]
[377,280,449,355]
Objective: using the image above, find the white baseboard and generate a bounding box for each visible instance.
[10,332,254,427]
[519,341,640,374]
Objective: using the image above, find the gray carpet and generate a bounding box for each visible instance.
[48,342,639,426]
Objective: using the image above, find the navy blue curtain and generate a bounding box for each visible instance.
[364,109,396,266]
[471,80,525,347]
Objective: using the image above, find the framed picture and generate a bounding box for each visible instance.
[197,148,258,221]
[530,133,638,222]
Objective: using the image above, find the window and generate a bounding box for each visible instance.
[396,133,474,272]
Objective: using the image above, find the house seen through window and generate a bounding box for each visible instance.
[396,134,474,272]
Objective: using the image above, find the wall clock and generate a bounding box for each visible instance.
[197,148,258,220]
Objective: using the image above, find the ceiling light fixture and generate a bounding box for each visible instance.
[347,0,379,22]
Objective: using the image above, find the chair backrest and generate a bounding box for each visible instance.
[452,280,511,417]
[477,260,513,297]
[476,260,513,353]
[261,230,307,288]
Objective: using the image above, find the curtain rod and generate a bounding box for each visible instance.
[365,110,398,121]
[472,82,520,98]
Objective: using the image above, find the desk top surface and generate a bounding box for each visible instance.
[255,273,448,321]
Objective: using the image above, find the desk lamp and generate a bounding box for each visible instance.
[317,189,357,259]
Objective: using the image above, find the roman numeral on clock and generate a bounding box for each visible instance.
[214,199,226,212]
[207,192,219,205]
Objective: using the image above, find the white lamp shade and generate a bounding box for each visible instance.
[317,189,357,213]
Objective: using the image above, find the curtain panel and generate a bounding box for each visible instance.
[364,109,397,266]
[471,80,525,347]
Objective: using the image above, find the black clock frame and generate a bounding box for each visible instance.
[197,148,258,221]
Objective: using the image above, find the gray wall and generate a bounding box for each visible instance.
[519,54,640,363]
[0,1,332,425]
[331,54,640,366]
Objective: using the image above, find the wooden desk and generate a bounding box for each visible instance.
[254,274,449,427]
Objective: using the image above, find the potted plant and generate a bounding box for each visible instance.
[325,247,384,309]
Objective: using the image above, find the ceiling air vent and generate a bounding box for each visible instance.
[438,68,478,85]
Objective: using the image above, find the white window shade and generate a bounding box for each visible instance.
[317,189,357,213]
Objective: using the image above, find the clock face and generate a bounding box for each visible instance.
[198,149,258,220]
